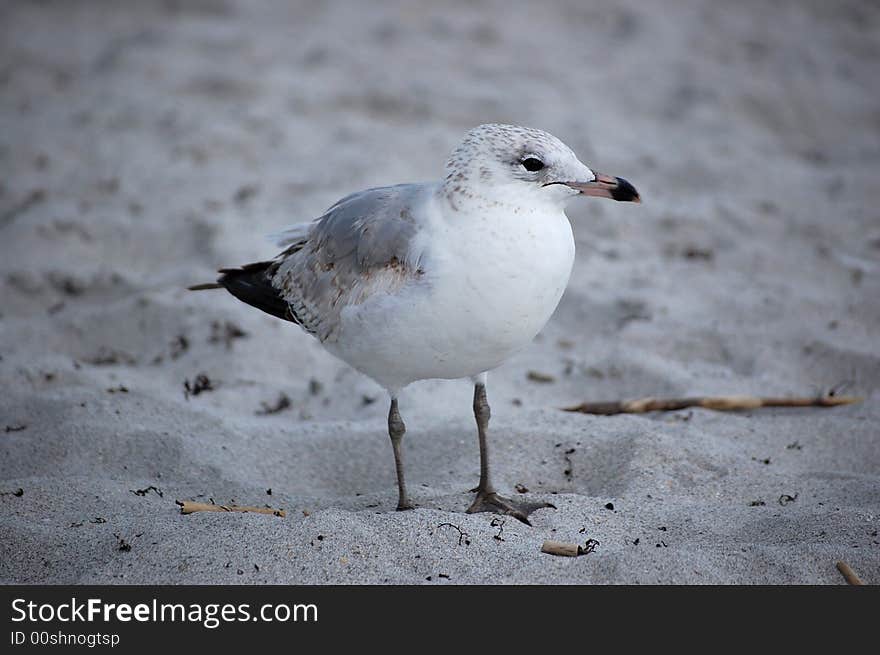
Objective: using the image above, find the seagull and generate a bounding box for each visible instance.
[191,123,640,524]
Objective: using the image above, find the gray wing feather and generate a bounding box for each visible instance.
[271,184,428,342]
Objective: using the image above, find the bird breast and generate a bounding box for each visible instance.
[419,205,576,370]
[327,202,575,388]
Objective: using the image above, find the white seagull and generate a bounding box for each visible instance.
[191,123,640,523]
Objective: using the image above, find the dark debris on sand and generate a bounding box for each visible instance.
[183,374,214,399]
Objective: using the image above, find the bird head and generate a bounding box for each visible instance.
[444,123,640,211]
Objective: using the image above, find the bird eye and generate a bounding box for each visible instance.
[521,157,544,172]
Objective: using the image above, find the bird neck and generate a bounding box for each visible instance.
[439,179,554,218]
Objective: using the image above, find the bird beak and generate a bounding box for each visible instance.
[563,173,641,203]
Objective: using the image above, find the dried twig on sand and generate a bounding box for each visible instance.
[541,540,581,556]
[176,500,286,518]
[836,561,864,586]
[562,395,861,416]
[541,539,599,557]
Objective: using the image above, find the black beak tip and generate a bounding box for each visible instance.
[611,177,640,203]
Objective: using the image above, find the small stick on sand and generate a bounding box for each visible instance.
[541,539,598,557]
[541,540,582,557]
[562,394,861,416]
[176,500,286,518]
[836,561,864,586]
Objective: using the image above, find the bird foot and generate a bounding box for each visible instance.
[466,490,554,525]
[396,499,416,511]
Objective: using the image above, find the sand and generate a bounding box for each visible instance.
[1,0,878,585]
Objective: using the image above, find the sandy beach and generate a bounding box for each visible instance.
[1,0,878,584]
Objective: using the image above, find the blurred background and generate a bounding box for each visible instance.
[1,0,877,418]
[2,1,880,586]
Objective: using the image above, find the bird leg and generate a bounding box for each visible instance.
[466,382,554,525]
[388,397,415,511]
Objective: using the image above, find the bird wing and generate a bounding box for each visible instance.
[269,184,428,342]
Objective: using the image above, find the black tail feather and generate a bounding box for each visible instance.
[192,261,294,323]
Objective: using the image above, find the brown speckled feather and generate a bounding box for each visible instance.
[270,184,428,342]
